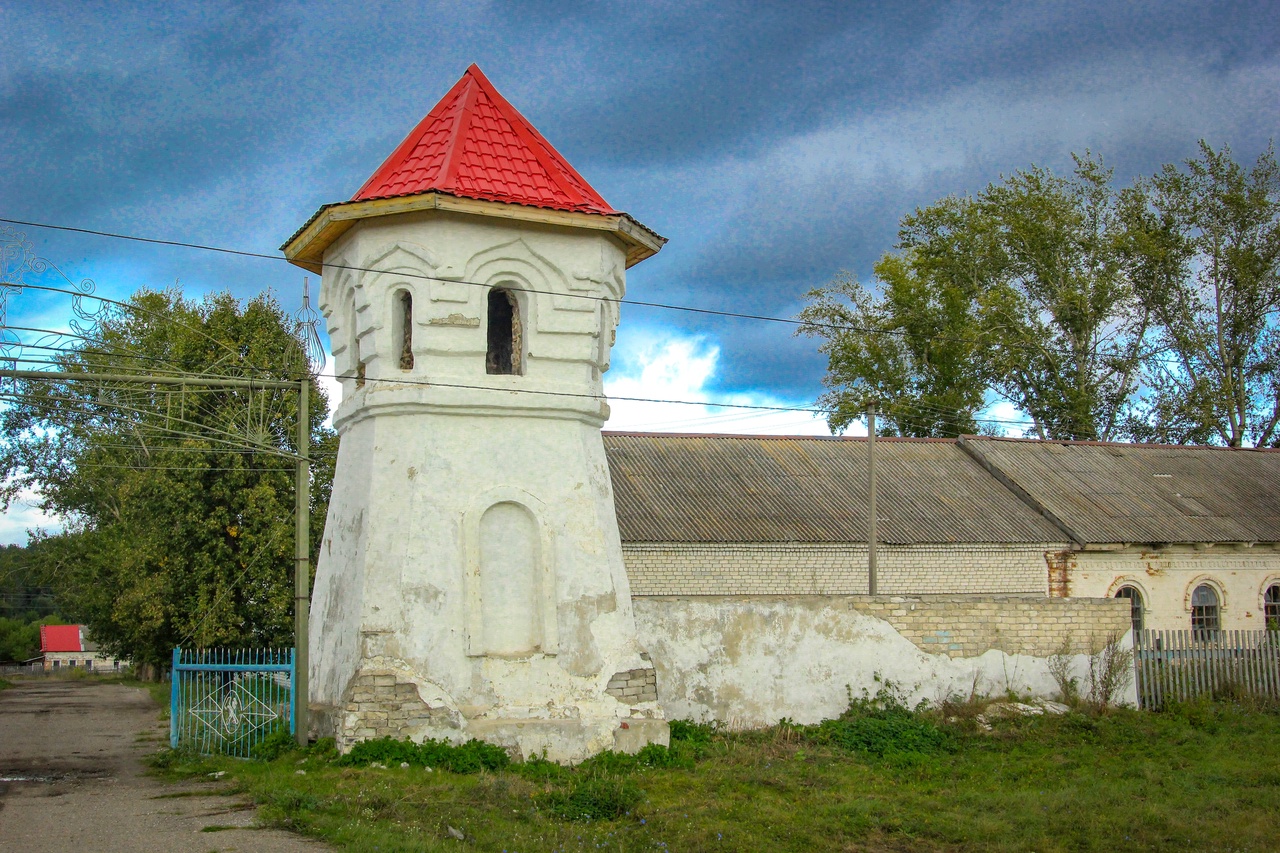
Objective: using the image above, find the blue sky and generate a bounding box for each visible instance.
[1,0,1278,537]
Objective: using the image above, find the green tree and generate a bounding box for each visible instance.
[1123,142,1280,446]
[800,156,1150,440]
[978,156,1149,440]
[0,541,60,621]
[0,289,334,667]
[798,197,994,437]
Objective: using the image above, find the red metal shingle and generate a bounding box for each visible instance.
[353,64,617,215]
[40,624,82,653]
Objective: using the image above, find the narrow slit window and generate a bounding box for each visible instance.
[397,290,414,370]
[350,294,365,388]
[486,288,522,375]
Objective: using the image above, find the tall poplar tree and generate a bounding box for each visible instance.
[798,197,994,437]
[1124,143,1280,447]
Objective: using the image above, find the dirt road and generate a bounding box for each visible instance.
[0,678,330,852]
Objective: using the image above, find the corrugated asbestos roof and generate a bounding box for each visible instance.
[352,64,618,215]
[603,433,1066,545]
[960,437,1280,545]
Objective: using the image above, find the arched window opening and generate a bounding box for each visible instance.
[395,290,414,370]
[1115,586,1144,633]
[1265,584,1280,630]
[486,288,522,375]
[1191,584,1220,635]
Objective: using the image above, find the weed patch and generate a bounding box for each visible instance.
[250,728,300,762]
[536,774,644,821]
[336,735,510,773]
[808,685,955,757]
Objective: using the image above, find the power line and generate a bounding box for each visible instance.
[1,215,1156,361]
[0,345,1031,433]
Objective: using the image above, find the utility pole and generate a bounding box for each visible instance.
[294,378,310,746]
[867,398,878,596]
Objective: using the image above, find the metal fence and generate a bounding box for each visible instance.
[170,647,294,757]
[1134,629,1280,709]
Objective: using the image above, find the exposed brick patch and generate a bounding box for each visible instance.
[605,668,658,703]
[341,670,459,748]
[847,594,1131,658]
[1046,550,1075,598]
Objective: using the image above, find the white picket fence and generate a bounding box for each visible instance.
[1134,629,1280,709]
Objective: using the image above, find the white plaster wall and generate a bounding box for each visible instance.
[308,209,660,761]
[319,210,625,413]
[1069,546,1280,632]
[633,597,1136,726]
[622,543,1061,596]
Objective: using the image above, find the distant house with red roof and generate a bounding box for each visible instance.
[38,624,128,673]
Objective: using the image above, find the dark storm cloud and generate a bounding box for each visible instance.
[1,0,1277,405]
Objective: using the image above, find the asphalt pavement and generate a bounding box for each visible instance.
[0,678,331,852]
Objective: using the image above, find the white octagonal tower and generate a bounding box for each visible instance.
[283,65,667,761]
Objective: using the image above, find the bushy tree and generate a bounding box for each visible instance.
[801,156,1148,440]
[978,156,1149,441]
[0,289,334,667]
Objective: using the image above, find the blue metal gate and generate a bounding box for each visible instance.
[170,647,295,757]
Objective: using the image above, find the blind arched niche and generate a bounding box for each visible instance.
[479,502,540,655]
[464,493,558,658]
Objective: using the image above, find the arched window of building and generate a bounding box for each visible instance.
[1115,586,1144,633]
[394,289,414,370]
[486,288,522,375]
[1191,584,1220,635]
[1265,584,1280,629]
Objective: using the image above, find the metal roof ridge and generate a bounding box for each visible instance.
[462,64,615,213]
[434,65,480,193]
[960,434,1280,452]
[956,436,1086,546]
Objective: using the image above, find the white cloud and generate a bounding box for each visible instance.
[604,330,833,436]
[979,400,1032,437]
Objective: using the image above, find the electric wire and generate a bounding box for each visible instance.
[1,215,1182,365]
[0,218,1153,444]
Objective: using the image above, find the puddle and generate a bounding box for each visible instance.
[1,775,58,783]
[0,770,112,783]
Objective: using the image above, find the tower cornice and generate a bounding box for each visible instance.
[281,191,665,275]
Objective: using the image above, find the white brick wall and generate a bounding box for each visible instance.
[622,542,1063,596]
[1068,545,1280,632]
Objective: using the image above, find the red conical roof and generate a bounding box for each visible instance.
[353,64,618,215]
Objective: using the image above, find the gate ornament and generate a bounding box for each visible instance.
[188,675,283,742]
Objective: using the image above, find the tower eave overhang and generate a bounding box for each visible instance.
[281,191,666,275]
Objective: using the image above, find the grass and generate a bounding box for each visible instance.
[148,695,1280,853]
